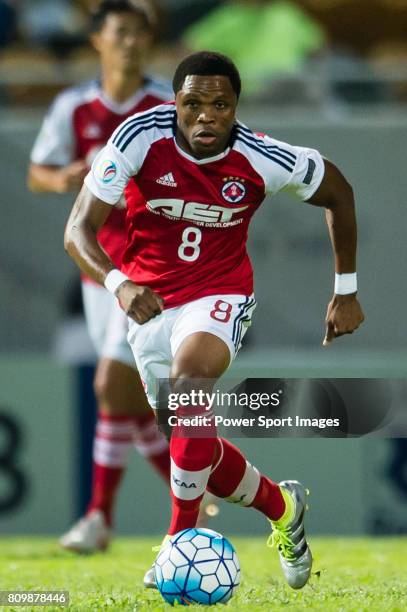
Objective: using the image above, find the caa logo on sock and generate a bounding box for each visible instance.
[172,476,197,489]
[98,159,117,184]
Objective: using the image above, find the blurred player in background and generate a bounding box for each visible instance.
[64,51,364,588]
[28,0,173,553]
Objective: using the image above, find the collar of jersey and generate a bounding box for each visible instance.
[97,78,150,115]
[173,138,230,165]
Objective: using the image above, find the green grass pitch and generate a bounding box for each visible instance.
[0,537,406,611]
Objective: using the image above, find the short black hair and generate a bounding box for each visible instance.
[89,0,156,33]
[173,51,241,99]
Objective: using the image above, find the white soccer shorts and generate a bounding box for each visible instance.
[127,294,256,408]
[82,281,135,367]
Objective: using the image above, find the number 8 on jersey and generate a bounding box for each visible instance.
[178,227,202,262]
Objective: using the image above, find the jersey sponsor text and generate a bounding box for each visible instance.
[146,199,249,227]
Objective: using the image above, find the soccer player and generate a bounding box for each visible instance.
[27,0,173,553]
[64,51,364,589]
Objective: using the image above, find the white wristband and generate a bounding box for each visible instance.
[334,272,357,295]
[104,269,129,295]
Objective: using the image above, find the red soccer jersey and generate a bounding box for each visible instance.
[85,103,325,308]
[30,78,173,278]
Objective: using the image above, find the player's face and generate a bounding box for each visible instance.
[175,75,238,159]
[91,12,153,73]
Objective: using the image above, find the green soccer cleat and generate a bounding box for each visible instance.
[268,480,312,589]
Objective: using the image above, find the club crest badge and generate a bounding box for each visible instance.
[221,178,246,203]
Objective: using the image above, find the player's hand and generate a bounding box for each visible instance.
[323,293,364,346]
[116,281,164,324]
[57,160,88,193]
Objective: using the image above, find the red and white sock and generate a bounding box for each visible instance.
[88,412,136,526]
[208,438,286,520]
[133,411,170,481]
[168,407,217,535]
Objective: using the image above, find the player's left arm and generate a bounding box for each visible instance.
[306,158,365,346]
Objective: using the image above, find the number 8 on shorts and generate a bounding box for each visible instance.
[210,300,233,323]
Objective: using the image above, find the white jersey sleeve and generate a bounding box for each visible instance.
[267,137,325,201]
[234,124,325,201]
[84,104,175,205]
[30,91,76,165]
[84,142,138,205]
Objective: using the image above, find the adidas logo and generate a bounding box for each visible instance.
[156,172,177,187]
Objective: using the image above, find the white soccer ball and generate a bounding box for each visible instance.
[154,527,240,605]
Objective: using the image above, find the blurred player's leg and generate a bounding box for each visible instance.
[60,357,170,552]
[132,409,170,479]
[89,358,169,523]
[59,284,170,553]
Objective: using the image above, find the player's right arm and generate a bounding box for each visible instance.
[64,184,114,283]
[28,160,88,194]
[64,138,164,324]
[27,89,88,194]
